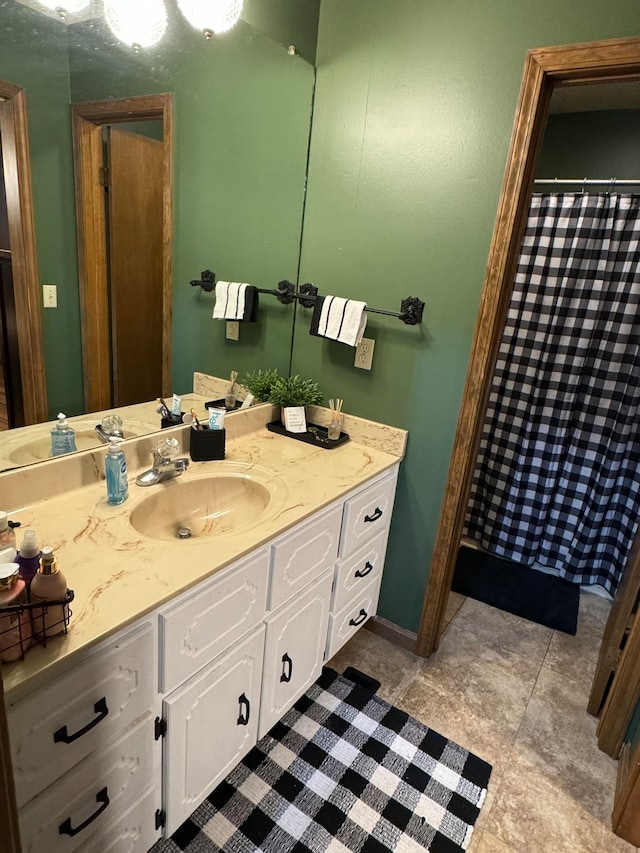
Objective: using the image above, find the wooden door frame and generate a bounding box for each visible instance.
[0,79,48,425]
[415,37,640,658]
[71,93,173,413]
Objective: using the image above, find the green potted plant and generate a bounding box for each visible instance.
[242,368,280,403]
[268,374,323,433]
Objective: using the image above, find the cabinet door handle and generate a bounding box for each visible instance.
[237,693,251,726]
[349,608,368,627]
[364,507,383,523]
[59,787,109,837]
[280,653,293,683]
[53,697,109,744]
[355,560,374,579]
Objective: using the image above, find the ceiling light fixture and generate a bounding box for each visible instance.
[36,0,91,20]
[104,0,168,50]
[176,0,243,37]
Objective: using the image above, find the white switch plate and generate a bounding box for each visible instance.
[354,337,375,370]
[226,321,239,341]
[42,284,57,308]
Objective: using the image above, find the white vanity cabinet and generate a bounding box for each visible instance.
[6,620,161,853]
[5,461,400,851]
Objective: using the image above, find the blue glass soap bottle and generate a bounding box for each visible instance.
[50,412,77,457]
[105,437,129,505]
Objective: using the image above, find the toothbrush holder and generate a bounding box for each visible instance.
[190,426,226,462]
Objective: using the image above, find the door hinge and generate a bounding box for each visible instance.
[154,716,166,740]
[155,809,166,830]
[99,165,109,188]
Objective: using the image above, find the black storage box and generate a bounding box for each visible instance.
[190,426,226,461]
[161,412,185,429]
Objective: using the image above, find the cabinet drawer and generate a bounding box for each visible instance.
[163,625,265,835]
[333,531,386,613]
[259,570,333,739]
[159,549,269,693]
[19,713,155,853]
[76,787,159,853]
[269,503,341,610]
[9,622,154,807]
[326,578,381,660]
[339,469,397,558]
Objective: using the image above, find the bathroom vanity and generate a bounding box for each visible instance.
[0,404,406,852]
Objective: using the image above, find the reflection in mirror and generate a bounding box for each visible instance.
[0,0,318,467]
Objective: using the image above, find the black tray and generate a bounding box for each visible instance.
[205,398,243,412]
[267,420,349,449]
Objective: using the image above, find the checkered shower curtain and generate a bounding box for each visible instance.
[465,192,640,595]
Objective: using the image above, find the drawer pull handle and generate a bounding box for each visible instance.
[280,653,293,683]
[349,609,368,627]
[53,697,109,744]
[59,787,109,837]
[355,561,374,579]
[364,507,383,523]
[237,693,251,726]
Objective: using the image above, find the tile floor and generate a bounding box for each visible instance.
[328,591,636,853]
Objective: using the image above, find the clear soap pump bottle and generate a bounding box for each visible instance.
[105,437,129,505]
[50,412,77,457]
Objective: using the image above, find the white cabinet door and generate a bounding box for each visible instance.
[259,571,333,739]
[9,621,154,807]
[339,467,398,558]
[269,504,341,610]
[326,577,382,660]
[159,549,269,693]
[76,787,159,853]
[19,713,157,853]
[163,626,265,835]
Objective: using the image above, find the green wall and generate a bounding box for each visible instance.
[293,0,640,632]
[0,4,84,419]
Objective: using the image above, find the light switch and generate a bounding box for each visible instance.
[42,284,57,308]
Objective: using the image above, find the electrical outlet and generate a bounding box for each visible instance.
[226,321,239,341]
[42,284,57,308]
[354,337,375,370]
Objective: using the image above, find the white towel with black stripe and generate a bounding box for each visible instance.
[212,281,258,321]
[310,295,367,347]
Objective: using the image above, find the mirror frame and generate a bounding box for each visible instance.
[416,36,640,658]
[0,78,47,425]
[71,93,173,412]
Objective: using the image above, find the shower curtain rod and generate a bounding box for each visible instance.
[534,178,640,186]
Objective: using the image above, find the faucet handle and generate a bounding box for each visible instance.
[154,436,181,463]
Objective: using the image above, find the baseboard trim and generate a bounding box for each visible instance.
[365,615,417,653]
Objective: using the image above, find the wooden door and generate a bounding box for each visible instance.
[107,125,163,407]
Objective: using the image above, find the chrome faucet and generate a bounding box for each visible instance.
[95,414,125,445]
[135,437,190,486]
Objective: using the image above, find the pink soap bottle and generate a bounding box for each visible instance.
[0,562,31,662]
[30,547,69,640]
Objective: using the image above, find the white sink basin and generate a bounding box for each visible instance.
[129,468,283,540]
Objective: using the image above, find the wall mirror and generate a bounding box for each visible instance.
[417,37,640,660]
[0,0,318,468]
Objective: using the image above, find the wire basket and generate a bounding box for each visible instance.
[0,590,74,663]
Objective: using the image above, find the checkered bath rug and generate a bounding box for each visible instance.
[152,668,492,853]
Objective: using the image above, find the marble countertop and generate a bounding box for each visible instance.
[0,404,406,702]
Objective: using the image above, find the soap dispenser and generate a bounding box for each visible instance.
[30,546,69,639]
[16,528,42,585]
[50,413,77,457]
[105,437,129,505]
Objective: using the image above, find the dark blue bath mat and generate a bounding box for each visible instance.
[452,545,579,635]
